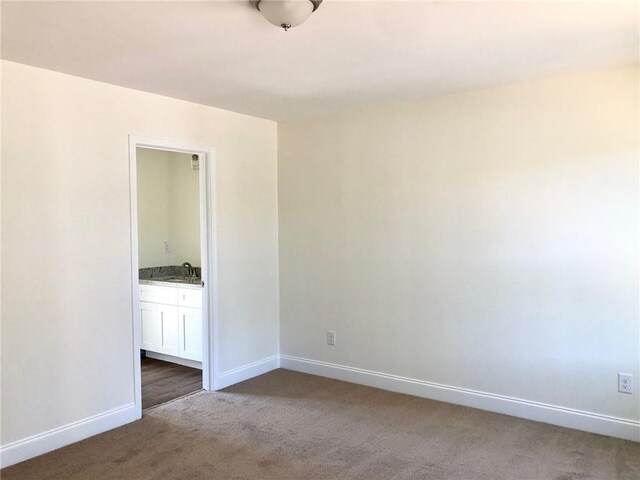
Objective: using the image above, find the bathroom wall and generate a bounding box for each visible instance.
[167,151,201,268]
[137,149,201,269]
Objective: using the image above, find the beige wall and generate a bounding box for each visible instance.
[137,148,172,268]
[166,152,201,268]
[137,149,200,269]
[1,61,280,445]
[278,66,639,422]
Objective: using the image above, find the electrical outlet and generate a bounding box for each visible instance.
[164,241,170,253]
[327,330,336,346]
[618,373,633,394]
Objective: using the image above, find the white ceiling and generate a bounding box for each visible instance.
[2,1,638,120]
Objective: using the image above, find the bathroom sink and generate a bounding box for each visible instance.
[152,276,201,285]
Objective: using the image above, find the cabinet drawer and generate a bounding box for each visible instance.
[178,288,202,308]
[140,284,178,305]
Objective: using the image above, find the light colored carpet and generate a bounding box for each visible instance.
[3,369,639,479]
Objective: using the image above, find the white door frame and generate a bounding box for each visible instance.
[128,135,220,419]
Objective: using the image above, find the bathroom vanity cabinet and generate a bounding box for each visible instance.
[139,284,203,362]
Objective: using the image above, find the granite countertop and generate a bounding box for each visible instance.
[139,265,203,289]
[139,278,203,289]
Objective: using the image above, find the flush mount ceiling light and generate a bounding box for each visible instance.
[254,0,322,31]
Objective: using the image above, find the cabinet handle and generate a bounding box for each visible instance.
[183,315,186,350]
[161,311,164,345]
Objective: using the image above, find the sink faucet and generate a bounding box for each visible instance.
[181,262,195,277]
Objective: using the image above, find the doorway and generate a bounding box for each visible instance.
[129,136,218,418]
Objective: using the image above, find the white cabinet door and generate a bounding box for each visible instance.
[159,305,179,356]
[141,302,161,352]
[179,307,202,361]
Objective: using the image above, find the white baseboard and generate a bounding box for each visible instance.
[0,403,136,469]
[3,355,635,470]
[280,354,640,442]
[145,351,202,370]
[217,354,280,390]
